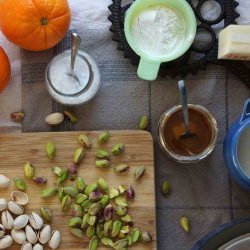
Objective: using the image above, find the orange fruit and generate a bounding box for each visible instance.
[0,47,11,94]
[0,0,71,51]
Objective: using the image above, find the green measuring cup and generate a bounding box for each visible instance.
[124,0,197,81]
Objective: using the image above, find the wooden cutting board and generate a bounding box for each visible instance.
[0,131,156,250]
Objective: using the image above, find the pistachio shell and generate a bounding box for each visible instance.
[39,224,51,244]
[0,174,10,189]
[0,224,5,238]
[0,235,13,249]
[45,112,64,125]
[8,201,24,215]
[11,229,26,244]
[33,243,43,250]
[13,214,28,229]
[1,210,14,230]
[49,230,61,249]
[11,191,29,205]
[0,199,7,212]
[21,242,32,250]
[28,212,43,230]
[25,225,38,244]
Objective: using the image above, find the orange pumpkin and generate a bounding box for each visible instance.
[0,47,11,94]
[0,0,71,51]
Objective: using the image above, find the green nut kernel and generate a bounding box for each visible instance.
[118,185,127,194]
[56,169,69,185]
[114,164,129,173]
[86,225,95,239]
[180,216,190,233]
[132,228,140,243]
[97,177,109,192]
[115,206,127,217]
[76,177,86,193]
[78,134,91,149]
[115,197,128,207]
[98,130,110,144]
[68,217,83,227]
[87,215,97,226]
[14,177,27,191]
[100,195,109,208]
[113,239,128,250]
[96,224,104,239]
[73,147,85,164]
[126,235,133,246]
[69,204,83,218]
[139,115,148,130]
[81,200,92,211]
[81,213,90,230]
[111,143,125,156]
[141,231,153,242]
[41,188,57,198]
[95,159,110,168]
[24,162,35,179]
[109,188,119,199]
[89,235,99,250]
[111,220,122,238]
[40,207,53,223]
[101,237,113,247]
[63,186,78,198]
[52,166,63,176]
[121,214,132,223]
[84,182,97,195]
[96,149,109,159]
[134,166,146,180]
[75,193,88,204]
[89,202,101,216]
[104,220,113,237]
[45,141,56,159]
[69,227,84,238]
[119,225,130,238]
[61,195,72,212]
[58,187,65,202]
[161,180,171,196]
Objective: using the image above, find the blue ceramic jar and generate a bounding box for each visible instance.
[224,98,250,190]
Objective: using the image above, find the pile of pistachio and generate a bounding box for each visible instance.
[0,189,60,250]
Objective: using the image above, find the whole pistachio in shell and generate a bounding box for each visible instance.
[0,235,13,249]
[0,174,10,189]
[8,201,24,215]
[13,214,29,230]
[0,198,7,211]
[11,229,26,244]
[49,230,61,249]
[25,225,38,244]
[33,243,43,250]
[1,210,14,230]
[0,224,5,237]
[21,241,32,250]
[28,212,43,230]
[39,224,51,245]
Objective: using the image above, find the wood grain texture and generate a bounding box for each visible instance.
[0,131,156,250]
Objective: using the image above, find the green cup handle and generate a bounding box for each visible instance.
[137,58,160,81]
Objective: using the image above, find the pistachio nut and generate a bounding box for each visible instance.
[104,220,113,237]
[52,166,63,176]
[1,210,14,230]
[84,182,97,196]
[95,159,110,168]
[69,227,83,238]
[180,216,190,233]
[111,220,122,238]
[14,177,27,191]
[111,143,125,156]
[119,225,130,238]
[121,214,132,223]
[61,195,72,212]
[0,199,7,211]
[100,195,109,208]
[63,186,78,198]
[48,230,61,249]
[68,163,77,181]
[39,225,51,245]
[41,187,57,198]
[11,111,25,122]
[134,166,146,180]
[96,224,104,239]
[87,216,97,226]
[58,187,65,202]
[45,112,64,125]
[11,228,26,244]
[141,231,153,242]
[97,177,108,192]
[0,174,10,189]
[86,225,95,239]
[63,110,78,123]
[115,206,127,217]
[76,177,86,193]
[89,191,103,202]
[13,214,28,230]
[56,169,69,185]
[132,228,140,243]
[109,188,119,199]
[104,204,113,221]
[33,177,47,184]
[81,200,92,212]
[97,208,105,224]
[89,202,101,216]
[78,134,91,149]
[114,164,129,173]
[81,213,90,230]
[40,207,53,223]
[96,149,109,159]
[28,212,43,230]
[23,162,35,179]
[0,224,5,237]
[8,201,24,215]
[33,243,43,250]
[89,235,99,250]
[98,130,110,144]
[11,191,29,205]
[115,197,128,207]
[118,185,127,194]
[113,239,128,250]
[46,141,56,159]
[126,184,135,200]
[68,217,83,228]
[25,225,38,244]
[21,242,32,250]
[139,115,148,130]
[161,180,171,196]
[73,147,85,164]
[75,193,88,204]
[0,235,13,249]
[101,237,114,247]
[126,235,133,246]
[69,204,83,218]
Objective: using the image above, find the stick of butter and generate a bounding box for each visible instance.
[218,25,250,61]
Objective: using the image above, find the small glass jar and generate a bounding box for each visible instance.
[157,104,218,163]
[45,50,100,106]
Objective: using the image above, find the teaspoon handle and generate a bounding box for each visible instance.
[71,32,81,72]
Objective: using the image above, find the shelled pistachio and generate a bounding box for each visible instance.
[111,143,125,156]
[23,162,35,179]
[96,150,109,159]
[114,164,129,173]
[73,147,85,164]
[41,188,57,198]
[95,160,110,168]
[45,141,56,159]
[134,166,146,180]
[84,183,97,196]
[161,180,171,196]
[61,195,72,212]
[139,115,148,130]
[78,134,91,148]
[14,177,26,191]
[180,216,190,233]
[97,178,108,192]
[98,131,110,144]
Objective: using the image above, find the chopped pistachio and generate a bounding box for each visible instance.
[118,185,127,194]
[33,177,47,184]
[56,169,69,184]
[126,235,133,246]
[96,224,104,239]
[111,143,125,156]
[98,131,110,144]
[11,111,25,121]
[81,200,92,212]
[126,184,135,200]
[58,187,65,202]
[89,191,103,202]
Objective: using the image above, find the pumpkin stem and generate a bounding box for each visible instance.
[41,17,48,26]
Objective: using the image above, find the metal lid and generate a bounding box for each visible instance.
[45,50,100,106]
